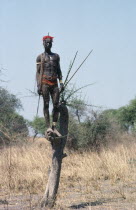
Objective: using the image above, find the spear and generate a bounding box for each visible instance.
[64,51,78,85]
[64,49,93,88]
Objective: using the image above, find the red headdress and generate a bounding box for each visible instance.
[43,36,54,41]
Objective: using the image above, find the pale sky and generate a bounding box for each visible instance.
[1,0,136,120]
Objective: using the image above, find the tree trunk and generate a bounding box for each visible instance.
[41,103,68,209]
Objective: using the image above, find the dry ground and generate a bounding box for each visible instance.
[0,134,136,209]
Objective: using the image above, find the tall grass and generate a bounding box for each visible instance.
[0,134,136,197]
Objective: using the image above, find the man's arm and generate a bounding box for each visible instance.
[56,54,64,92]
[36,55,42,94]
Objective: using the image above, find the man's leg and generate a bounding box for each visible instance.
[50,85,60,129]
[42,84,50,128]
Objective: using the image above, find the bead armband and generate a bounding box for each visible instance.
[36,62,41,65]
[59,80,63,84]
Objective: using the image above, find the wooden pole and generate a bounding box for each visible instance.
[41,103,69,208]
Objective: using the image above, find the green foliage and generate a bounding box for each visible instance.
[30,117,46,135]
[85,112,111,145]
[68,97,86,123]
[0,87,28,140]
[0,87,22,112]
[8,112,28,134]
[117,107,130,131]
[67,110,112,150]
[102,109,118,119]
[102,98,136,132]
[125,98,136,124]
[0,87,22,123]
[66,113,80,149]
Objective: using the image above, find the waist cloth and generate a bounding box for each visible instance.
[42,75,58,86]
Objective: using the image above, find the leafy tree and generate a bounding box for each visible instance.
[77,111,112,148]
[0,87,28,141]
[7,112,28,134]
[126,98,136,124]
[30,117,46,135]
[102,98,136,132]
[0,87,22,121]
[68,97,86,123]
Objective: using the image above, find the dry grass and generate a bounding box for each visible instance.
[0,138,52,194]
[0,134,136,209]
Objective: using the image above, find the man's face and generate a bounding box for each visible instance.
[43,38,52,50]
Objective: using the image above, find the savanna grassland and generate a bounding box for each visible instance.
[0,134,136,209]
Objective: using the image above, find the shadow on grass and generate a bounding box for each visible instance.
[0,199,8,205]
[69,200,104,209]
[69,197,125,209]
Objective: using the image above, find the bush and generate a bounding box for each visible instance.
[0,87,28,144]
[30,117,46,135]
[67,110,115,150]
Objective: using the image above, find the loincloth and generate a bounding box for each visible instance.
[42,75,58,86]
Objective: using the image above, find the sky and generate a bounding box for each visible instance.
[0,0,136,120]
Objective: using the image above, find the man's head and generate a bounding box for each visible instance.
[43,36,54,51]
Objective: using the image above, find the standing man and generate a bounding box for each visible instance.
[36,35,64,130]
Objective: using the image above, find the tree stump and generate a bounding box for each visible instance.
[41,103,68,209]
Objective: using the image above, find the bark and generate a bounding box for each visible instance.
[41,103,68,209]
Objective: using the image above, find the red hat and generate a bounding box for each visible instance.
[43,36,54,41]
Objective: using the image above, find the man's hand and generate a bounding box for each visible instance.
[37,86,42,95]
[60,83,64,93]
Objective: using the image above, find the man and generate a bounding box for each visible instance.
[36,35,64,130]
